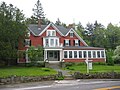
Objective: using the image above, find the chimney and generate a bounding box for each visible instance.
[38,19,41,30]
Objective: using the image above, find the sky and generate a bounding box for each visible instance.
[1,0,120,27]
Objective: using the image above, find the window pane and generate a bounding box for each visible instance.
[93,51,96,58]
[49,52,53,57]
[75,40,78,46]
[64,51,67,58]
[70,31,74,37]
[79,51,82,58]
[65,40,69,46]
[52,31,55,36]
[45,39,49,46]
[69,51,72,58]
[88,51,91,58]
[83,51,86,58]
[101,51,105,58]
[74,51,77,58]
[56,39,58,46]
[48,31,51,36]
[50,39,54,46]
[97,51,100,58]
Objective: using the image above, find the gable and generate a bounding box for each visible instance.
[65,28,88,46]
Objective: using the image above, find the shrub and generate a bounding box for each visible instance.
[42,68,50,71]
[106,49,114,66]
[113,45,120,64]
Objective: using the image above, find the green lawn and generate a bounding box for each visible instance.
[0,67,57,78]
[65,64,120,73]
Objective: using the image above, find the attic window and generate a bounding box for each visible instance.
[70,31,74,37]
[47,30,56,36]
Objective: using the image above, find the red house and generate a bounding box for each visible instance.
[18,21,106,64]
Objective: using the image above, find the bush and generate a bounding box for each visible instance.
[76,62,85,66]
[106,50,114,66]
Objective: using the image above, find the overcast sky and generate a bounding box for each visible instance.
[1,0,120,27]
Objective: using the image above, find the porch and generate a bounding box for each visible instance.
[44,49,63,63]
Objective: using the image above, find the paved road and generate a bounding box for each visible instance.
[0,79,120,90]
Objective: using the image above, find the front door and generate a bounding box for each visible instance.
[48,51,59,61]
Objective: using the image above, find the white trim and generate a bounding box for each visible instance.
[65,28,88,46]
[63,50,106,59]
[39,23,64,36]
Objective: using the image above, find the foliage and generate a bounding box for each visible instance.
[0,2,27,65]
[106,49,114,66]
[27,46,44,65]
[65,62,75,67]
[0,67,57,78]
[26,0,50,25]
[113,45,120,64]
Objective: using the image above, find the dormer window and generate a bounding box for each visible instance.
[47,30,56,36]
[70,31,74,37]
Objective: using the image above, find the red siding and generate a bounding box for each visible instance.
[64,58,105,62]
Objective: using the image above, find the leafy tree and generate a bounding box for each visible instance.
[0,2,27,65]
[27,46,44,65]
[113,45,120,64]
[55,18,61,25]
[106,23,120,49]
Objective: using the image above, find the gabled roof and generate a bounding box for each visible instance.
[28,23,88,46]
[28,23,70,36]
[28,24,47,36]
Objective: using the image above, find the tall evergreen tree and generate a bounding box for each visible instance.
[0,2,27,65]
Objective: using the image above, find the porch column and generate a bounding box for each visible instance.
[60,50,62,61]
[44,50,48,61]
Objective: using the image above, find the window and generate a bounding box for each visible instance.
[88,51,91,58]
[64,51,67,58]
[74,51,77,58]
[101,51,105,58]
[97,51,100,58]
[52,31,56,36]
[47,31,51,36]
[25,39,31,47]
[55,39,58,46]
[75,40,79,46]
[79,51,82,58]
[50,39,54,46]
[65,40,69,46]
[69,51,72,58]
[47,30,56,36]
[93,51,96,58]
[83,51,87,58]
[45,39,49,46]
[49,52,53,57]
[70,31,74,37]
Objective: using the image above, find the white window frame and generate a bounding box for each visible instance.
[75,39,79,46]
[47,30,56,36]
[25,39,30,47]
[70,31,74,37]
[65,39,69,46]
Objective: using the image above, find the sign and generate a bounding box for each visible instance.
[88,62,92,70]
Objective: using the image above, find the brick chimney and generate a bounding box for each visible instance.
[38,19,41,30]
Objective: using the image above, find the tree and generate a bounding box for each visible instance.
[113,45,120,64]
[106,23,120,49]
[0,2,27,65]
[27,46,44,65]
[31,0,49,25]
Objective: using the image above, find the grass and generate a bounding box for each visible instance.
[0,67,57,78]
[65,64,120,73]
